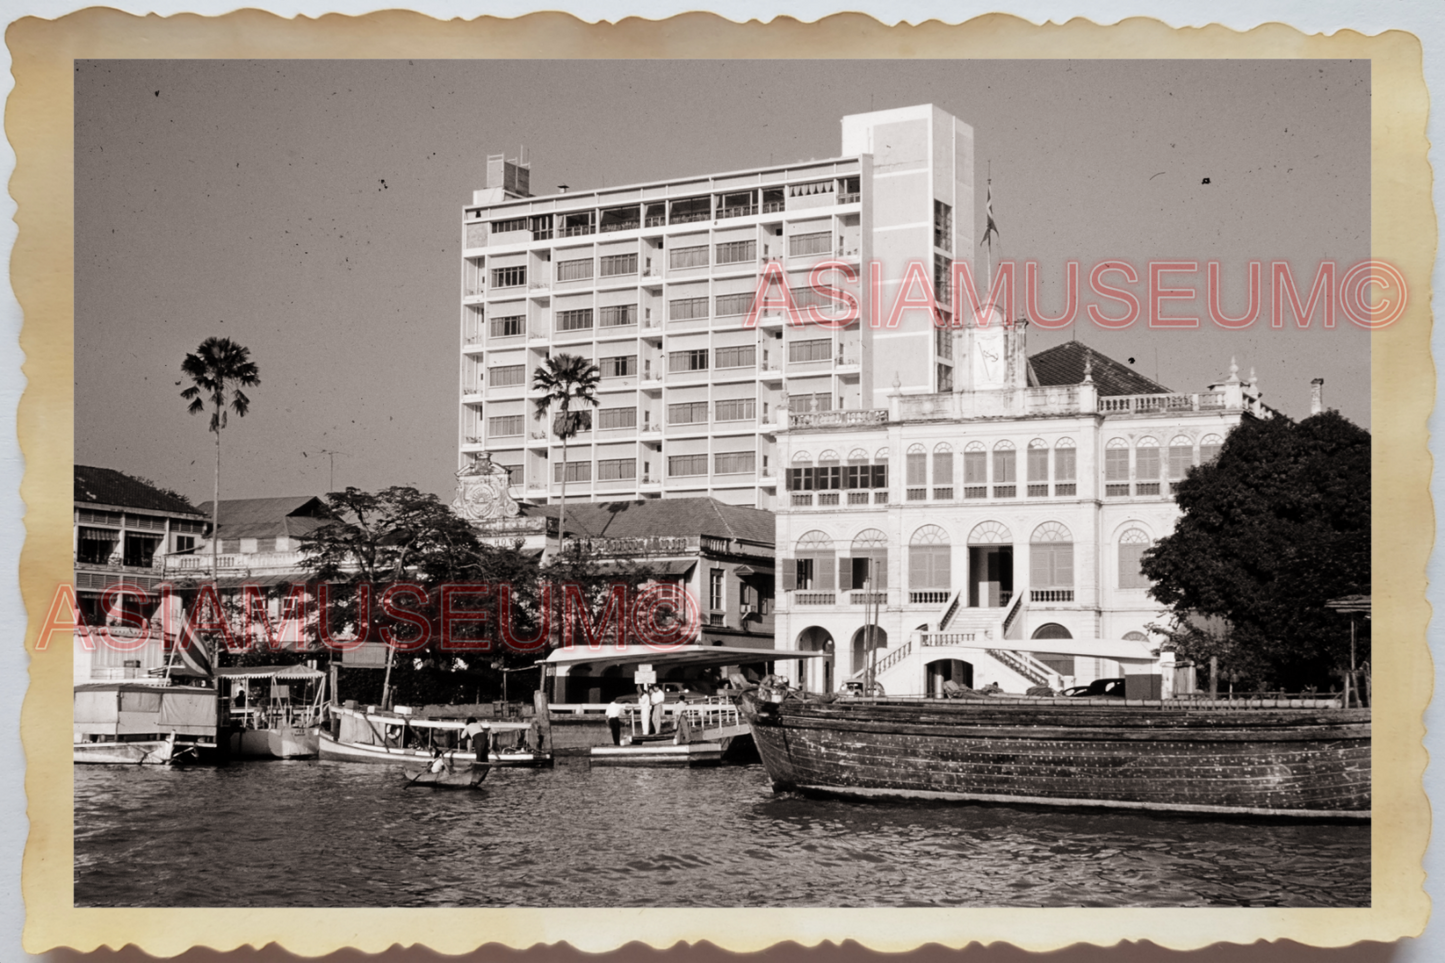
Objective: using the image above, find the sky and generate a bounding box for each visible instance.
[74,59,1371,504]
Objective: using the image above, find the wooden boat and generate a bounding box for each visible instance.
[402,762,490,790]
[736,685,1370,820]
[219,665,327,760]
[320,704,553,768]
[73,682,220,765]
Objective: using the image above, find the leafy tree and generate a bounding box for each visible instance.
[179,337,260,581]
[1141,411,1370,691]
[301,486,541,706]
[531,353,600,548]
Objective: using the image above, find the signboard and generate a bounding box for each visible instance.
[633,665,657,685]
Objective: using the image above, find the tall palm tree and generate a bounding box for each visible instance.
[531,353,600,552]
[180,337,261,583]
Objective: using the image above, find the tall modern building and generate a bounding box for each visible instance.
[459,105,973,510]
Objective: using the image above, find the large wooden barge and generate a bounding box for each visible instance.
[736,687,1370,820]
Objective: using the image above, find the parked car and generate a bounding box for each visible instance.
[1063,678,1126,698]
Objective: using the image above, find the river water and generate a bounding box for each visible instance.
[74,758,1369,907]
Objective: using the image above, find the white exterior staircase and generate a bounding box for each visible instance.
[853,590,1071,696]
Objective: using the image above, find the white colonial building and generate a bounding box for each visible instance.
[773,319,1272,697]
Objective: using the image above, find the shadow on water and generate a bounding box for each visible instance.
[74,759,1368,909]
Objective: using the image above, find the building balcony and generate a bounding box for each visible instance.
[1030,589,1076,603]
[788,408,887,429]
[161,549,310,579]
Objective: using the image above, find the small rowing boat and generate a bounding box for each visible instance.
[402,762,490,790]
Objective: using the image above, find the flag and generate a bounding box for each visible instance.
[173,613,214,680]
[979,182,1000,248]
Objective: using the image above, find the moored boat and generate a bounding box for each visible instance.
[736,684,1370,820]
[219,665,327,759]
[320,704,553,768]
[73,682,221,765]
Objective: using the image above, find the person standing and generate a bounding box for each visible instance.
[605,697,625,745]
[649,684,666,735]
[462,717,487,760]
[637,687,652,736]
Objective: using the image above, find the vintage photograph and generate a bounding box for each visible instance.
[71,59,1374,909]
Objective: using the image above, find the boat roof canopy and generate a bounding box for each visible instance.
[214,665,326,681]
[539,644,827,672]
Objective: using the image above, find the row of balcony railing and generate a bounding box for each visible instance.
[782,587,1075,609]
[793,389,1237,429]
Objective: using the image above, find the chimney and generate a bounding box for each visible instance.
[1310,377,1324,415]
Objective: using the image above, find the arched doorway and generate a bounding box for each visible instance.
[926,658,973,696]
[967,521,1013,608]
[1031,622,1074,677]
[796,626,834,694]
[850,625,888,678]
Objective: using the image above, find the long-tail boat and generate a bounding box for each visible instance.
[735,682,1370,820]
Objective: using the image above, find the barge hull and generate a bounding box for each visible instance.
[740,694,1370,820]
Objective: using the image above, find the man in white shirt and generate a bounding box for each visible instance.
[605,698,625,745]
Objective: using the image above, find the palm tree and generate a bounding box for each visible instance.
[531,353,600,552]
[180,337,261,582]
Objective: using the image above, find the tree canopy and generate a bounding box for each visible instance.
[1141,410,1370,691]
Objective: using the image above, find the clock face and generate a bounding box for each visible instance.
[972,325,1006,387]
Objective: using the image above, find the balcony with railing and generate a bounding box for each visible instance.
[908,590,950,605]
[1099,391,1226,415]
[717,204,758,220]
[162,549,310,578]
[1029,589,1075,603]
[789,408,887,429]
[792,591,836,606]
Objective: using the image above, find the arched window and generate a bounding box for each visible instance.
[909,525,951,596]
[1054,437,1077,491]
[786,452,813,494]
[992,440,1017,496]
[785,530,835,593]
[1032,623,1073,640]
[1122,631,1148,642]
[845,448,876,495]
[1118,528,1151,589]
[963,441,987,496]
[1105,438,1131,495]
[1026,439,1050,491]
[845,529,889,591]
[1200,433,1224,464]
[967,520,1012,545]
[906,443,928,488]
[817,450,841,492]
[1135,437,1161,495]
[1168,435,1194,485]
[1030,522,1074,599]
[933,442,954,492]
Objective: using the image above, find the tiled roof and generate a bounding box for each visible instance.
[74,466,204,516]
[526,497,774,544]
[1028,341,1173,396]
[195,496,330,540]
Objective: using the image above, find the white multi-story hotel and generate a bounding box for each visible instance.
[459,105,973,509]
[772,321,1277,697]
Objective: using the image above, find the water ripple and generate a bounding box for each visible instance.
[74,759,1368,908]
